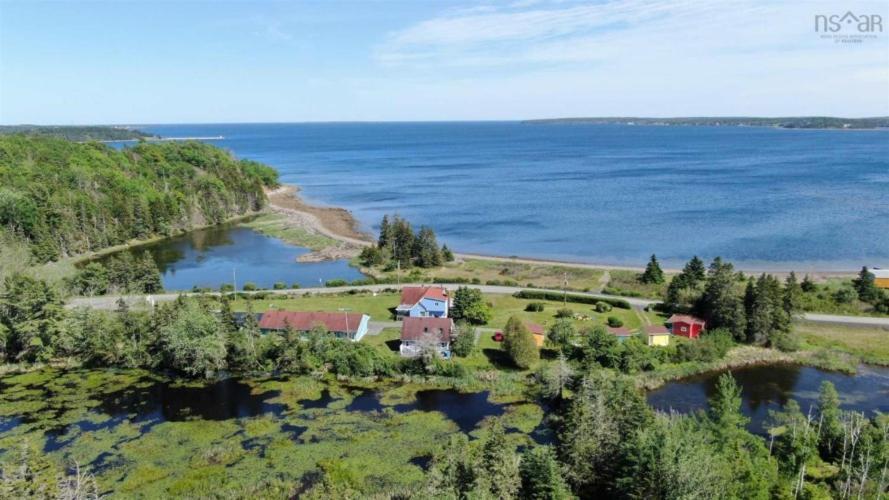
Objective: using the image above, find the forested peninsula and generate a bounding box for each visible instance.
[0,125,157,142]
[0,136,279,266]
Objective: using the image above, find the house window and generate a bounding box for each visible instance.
[681,326,687,332]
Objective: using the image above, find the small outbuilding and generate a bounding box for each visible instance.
[645,325,671,346]
[607,326,634,342]
[400,317,454,359]
[666,314,706,339]
[873,268,889,289]
[525,322,546,347]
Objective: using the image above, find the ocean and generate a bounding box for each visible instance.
[137,122,889,271]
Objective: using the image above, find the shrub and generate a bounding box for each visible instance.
[502,316,539,369]
[595,301,613,313]
[290,283,301,289]
[273,282,287,290]
[555,308,574,318]
[242,282,258,291]
[219,283,234,292]
[525,302,545,312]
[606,316,623,327]
[325,279,348,287]
[512,290,631,309]
[451,322,477,357]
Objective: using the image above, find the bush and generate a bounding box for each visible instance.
[525,302,545,312]
[672,328,734,363]
[273,282,287,290]
[513,290,631,309]
[451,322,477,357]
[242,282,258,291]
[606,316,623,327]
[219,283,234,292]
[555,308,574,318]
[595,301,613,313]
[290,283,301,289]
[325,279,348,287]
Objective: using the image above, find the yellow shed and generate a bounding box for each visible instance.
[874,269,889,289]
[645,325,671,346]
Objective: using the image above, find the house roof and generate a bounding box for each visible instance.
[607,326,634,337]
[258,311,365,333]
[401,317,454,343]
[525,322,545,336]
[645,325,670,336]
[398,286,448,308]
[666,314,706,326]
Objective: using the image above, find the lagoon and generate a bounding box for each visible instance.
[93,222,364,291]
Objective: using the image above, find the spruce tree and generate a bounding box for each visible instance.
[377,215,391,249]
[640,254,665,284]
[852,266,879,303]
[800,274,817,293]
[699,258,746,340]
[441,244,454,262]
[502,315,539,369]
[519,446,570,500]
[783,271,803,315]
[685,255,707,283]
[414,226,442,268]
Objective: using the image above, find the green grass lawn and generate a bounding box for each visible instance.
[240,213,339,251]
[485,295,646,332]
[602,269,671,299]
[361,258,606,292]
[231,292,399,321]
[797,321,889,365]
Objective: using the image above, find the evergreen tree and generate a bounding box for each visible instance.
[685,255,707,283]
[698,257,746,340]
[450,287,492,325]
[816,381,843,461]
[414,226,442,268]
[640,254,665,284]
[502,315,539,369]
[441,244,454,262]
[136,252,163,294]
[479,421,520,498]
[709,373,749,431]
[800,274,817,293]
[0,275,63,362]
[783,271,803,315]
[377,215,391,249]
[519,446,570,500]
[852,266,879,303]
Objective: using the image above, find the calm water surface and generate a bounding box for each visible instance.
[647,363,889,434]
[95,222,364,290]
[136,122,889,270]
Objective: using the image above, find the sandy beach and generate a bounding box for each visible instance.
[264,184,856,278]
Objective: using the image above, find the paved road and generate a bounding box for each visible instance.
[65,284,889,328]
[66,283,657,310]
[800,313,889,328]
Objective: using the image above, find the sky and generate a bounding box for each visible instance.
[0,0,887,124]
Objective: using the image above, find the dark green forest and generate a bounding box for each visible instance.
[0,136,279,263]
[0,125,156,141]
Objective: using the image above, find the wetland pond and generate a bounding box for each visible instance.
[647,363,889,434]
[92,222,365,291]
[0,369,544,496]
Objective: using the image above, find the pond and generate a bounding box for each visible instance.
[92,222,365,291]
[0,369,540,496]
[647,363,889,434]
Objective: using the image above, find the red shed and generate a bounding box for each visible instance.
[666,314,706,339]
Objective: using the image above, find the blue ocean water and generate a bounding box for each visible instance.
[139,122,889,271]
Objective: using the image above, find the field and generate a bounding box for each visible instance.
[240,213,340,251]
[796,321,889,366]
[361,257,607,292]
[602,269,671,299]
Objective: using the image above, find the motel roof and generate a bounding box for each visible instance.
[258,311,365,333]
[401,317,454,343]
[645,325,671,336]
[666,314,706,326]
[397,286,449,309]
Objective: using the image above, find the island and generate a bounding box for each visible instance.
[524,116,889,129]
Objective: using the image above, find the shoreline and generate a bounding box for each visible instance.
[264,184,858,278]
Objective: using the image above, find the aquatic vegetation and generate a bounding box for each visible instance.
[0,368,542,497]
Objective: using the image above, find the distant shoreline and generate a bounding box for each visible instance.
[265,184,858,278]
[523,116,889,130]
[98,136,225,143]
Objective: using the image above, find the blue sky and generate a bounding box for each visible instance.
[1,0,887,124]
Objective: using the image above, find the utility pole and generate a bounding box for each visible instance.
[397,260,401,287]
[339,308,351,339]
[563,272,568,306]
[232,267,237,292]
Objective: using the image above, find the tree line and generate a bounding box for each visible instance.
[416,371,888,500]
[358,214,454,269]
[0,135,279,264]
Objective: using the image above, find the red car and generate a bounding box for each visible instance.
[493,331,504,342]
